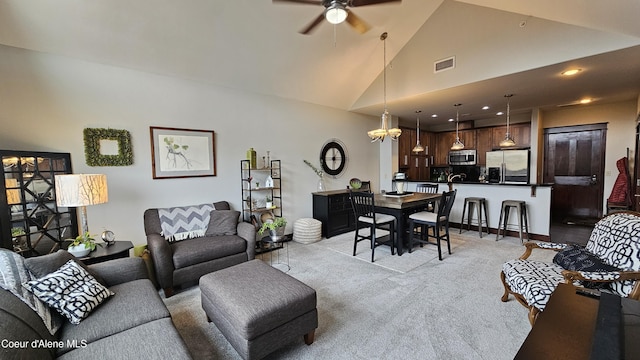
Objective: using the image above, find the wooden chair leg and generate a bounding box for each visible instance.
[370,224,376,262]
[304,329,315,345]
[528,306,540,326]
[408,219,415,253]
[500,271,511,302]
[353,226,359,256]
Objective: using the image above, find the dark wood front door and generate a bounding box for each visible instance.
[543,124,607,222]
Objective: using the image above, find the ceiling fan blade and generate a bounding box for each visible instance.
[299,13,325,35]
[345,10,370,34]
[273,0,322,4]
[350,0,401,7]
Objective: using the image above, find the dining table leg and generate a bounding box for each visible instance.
[375,207,406,256]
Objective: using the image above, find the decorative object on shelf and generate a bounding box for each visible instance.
[265,175,274,188]
[55,174,109,242]
[258,217,287,242]
[368,32,402,142]
[101,230,116,246]
[320,139,347,178]
[150,126,216,179]
[265,195,273,209]
[83,128,133,167]
[500,94,516,147]
[349,178,362,190]
[67,231,99,257]
[412,110,425,153]
[247,147,257,169]
[451,103,464,150]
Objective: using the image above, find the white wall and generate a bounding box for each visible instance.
[0,45,380,246]
[541,100,637,214]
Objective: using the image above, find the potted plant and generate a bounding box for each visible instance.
[67,231,99,257]
[265,195,273,209]
[258,217,287,241]
[11,227,26,251]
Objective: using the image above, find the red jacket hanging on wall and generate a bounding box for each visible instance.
[608,157,632,206]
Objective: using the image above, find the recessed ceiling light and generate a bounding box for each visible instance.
[562,68,582,76]
[431,114,438,118]
[448,118,454,122]
[580,98,592,104]
[496,111,504,116]
[482,106,490,110]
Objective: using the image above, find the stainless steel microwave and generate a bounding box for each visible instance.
[448,150,477,165]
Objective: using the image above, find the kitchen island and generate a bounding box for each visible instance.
[391,181,552,240]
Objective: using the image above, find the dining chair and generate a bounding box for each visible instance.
[407,190,457,260]
[415,183,439,212]
[349,191,396,262]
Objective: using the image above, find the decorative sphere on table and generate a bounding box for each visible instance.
[101,230,116,246]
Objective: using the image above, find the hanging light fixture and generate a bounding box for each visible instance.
[324,1,348,25]
[451,103,464,150]
[368,32,401,142]
[412,110,424,153]
[499,94,516,147]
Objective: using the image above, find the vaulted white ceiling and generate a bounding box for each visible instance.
[0,0,638,126]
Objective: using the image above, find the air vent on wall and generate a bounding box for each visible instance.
[434,56,455,73]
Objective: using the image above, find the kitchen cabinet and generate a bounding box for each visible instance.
[492,122,531,149]
[398,127,415,169]
[434,130,476,166]
[407,155,432,181]
[475,127,493,165]
[405,130,434,180]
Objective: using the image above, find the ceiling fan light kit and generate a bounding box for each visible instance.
[325,3,348,24]
[274,0,400,34]
[369,32,401,143]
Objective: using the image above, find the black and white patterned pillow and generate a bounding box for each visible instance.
[0,249,62,335]
[23,260,114,325]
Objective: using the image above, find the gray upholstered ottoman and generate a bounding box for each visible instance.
[200,259,318,360]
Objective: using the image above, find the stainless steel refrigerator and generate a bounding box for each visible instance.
[486,149,530,184]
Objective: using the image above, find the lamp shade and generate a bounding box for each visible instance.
[55,174,108,207]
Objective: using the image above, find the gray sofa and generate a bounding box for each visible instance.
[0,252,192,359]
[144,201,256,297]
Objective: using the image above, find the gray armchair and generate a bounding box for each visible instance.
[144,201,255,297]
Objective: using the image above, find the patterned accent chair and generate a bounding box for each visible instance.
[500,211,640,325]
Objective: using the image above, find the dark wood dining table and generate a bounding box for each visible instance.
[374,192,441,255]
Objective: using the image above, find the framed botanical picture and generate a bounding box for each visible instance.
[150,126,216,179]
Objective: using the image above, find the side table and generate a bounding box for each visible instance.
[76,241,134,265]
[260,234,291,272]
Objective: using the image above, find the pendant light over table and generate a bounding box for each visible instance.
[499,94,516,147]
[451,103,464,150]
[368,32,401,142]
[412,110,424,153]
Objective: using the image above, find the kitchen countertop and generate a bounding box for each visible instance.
[392,179,553,187]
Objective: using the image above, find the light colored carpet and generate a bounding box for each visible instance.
[163,230,554,360]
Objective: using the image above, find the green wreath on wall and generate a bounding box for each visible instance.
[83,128,133,166]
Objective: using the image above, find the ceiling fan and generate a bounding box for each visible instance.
[273,0,401,35]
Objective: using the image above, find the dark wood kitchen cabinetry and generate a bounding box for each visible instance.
[433,130,476,166]
[491,123,531,149]
[312,190,355,238]
[398,127,415,169]
[475,127,493,165]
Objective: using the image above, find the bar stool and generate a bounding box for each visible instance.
[496,200,529,243]
[459,197,489,237]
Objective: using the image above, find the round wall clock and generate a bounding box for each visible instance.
[320,139,347,178]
